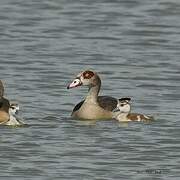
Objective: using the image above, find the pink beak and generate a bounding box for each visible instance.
[67,79,82,89]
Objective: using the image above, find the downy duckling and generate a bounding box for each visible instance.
[5,103,25,126]
[113,98,153,122]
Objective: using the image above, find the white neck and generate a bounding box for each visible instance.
[115,112,129,121]
[10,114,16,121]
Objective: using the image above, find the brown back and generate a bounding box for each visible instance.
[127,113,138,121]
[127,113,152,121]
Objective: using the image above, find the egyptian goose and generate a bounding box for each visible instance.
[67,70,118,120]
[0,80,10,124]
[113,98,153,122]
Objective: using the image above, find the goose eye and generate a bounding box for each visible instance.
[120,104,124,107]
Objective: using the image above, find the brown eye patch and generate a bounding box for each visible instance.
[82,71,94,79]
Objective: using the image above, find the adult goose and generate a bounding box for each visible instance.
[67,70,118,120]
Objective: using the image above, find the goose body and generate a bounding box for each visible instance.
[0,80,10,124]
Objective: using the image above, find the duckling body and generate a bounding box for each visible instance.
[113,98,153,122]
[127,113,152,121]
[115,112,152,122]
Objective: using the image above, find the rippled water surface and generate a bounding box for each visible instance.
[0,0,180,179]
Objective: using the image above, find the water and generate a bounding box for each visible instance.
[0,0,180,179]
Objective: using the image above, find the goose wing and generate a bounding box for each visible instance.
[73,100,84,112]
[97,96,117,111]
[72,96,117,112]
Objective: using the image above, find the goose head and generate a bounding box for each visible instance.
[67,70,101,89]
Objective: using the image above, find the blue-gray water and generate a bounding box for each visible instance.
[0,0,180,179]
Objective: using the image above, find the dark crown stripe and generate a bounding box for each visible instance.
[118,97,131,102]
